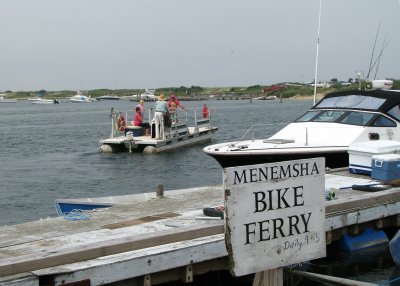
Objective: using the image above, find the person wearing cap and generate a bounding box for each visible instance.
[154,94,169,140]
[168,93,187,112]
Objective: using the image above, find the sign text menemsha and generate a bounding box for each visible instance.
[232,161,320,185]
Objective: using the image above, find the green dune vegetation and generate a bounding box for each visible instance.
[3,79,400,100]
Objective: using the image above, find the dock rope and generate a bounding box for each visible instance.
[377,276,400,285]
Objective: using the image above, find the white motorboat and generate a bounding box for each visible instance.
[69,91,92,103]
[28,97,60,104]
[96,94,119,101]
[129,89,156,101]
[204,83,400,168]
[253,95,277,100]
[0,93,16,103]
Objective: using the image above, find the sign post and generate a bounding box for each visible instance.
[223,158,326,279]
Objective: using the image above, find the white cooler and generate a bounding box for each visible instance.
[348,140,400,175]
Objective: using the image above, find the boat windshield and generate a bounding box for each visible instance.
[340,111,374,126]
[313,110,345,122]
[388,105,400,121]
[296,110,396,127]
[296,110,320,122]
[296,110,345,122]
[315,95,386,110]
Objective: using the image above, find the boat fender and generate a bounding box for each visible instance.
[99,144,113,153]
[117,114,126,132]
[143,146,157,154]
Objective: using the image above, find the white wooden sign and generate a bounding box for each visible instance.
[224,158,326,276]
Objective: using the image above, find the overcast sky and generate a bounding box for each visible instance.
[1,0,399,91]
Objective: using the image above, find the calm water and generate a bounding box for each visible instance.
[0,98,309,226]
[1,98,399,285]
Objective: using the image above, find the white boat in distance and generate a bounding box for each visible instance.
[69,91,92,103]
[96,94,120,101]
[129,89,156,101]
[253,95,277,100]
[28,97,60,104]
[204,82,400,169]
[0,93,16,103]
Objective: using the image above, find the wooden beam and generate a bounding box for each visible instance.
[326,188,400,215]
[0,223,223,277]
[253,268,282,286]
[292,270,376,286]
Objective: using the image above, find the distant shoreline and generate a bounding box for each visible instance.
[288,94,324,101]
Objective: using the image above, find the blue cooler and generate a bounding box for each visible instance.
[371,154,400,181]
[348,141,400,175]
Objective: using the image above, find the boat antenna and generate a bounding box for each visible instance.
[373,35,390,80]
[365,23,382,81]
[313,0,322,106]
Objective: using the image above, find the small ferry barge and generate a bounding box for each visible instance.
[99,107,218,153]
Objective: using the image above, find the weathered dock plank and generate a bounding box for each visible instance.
[1,173,400,285]
[0,222,223,277]
[0,273,38,286]
[33,234,227,286]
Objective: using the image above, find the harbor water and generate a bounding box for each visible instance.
[1,98,400,285]
[0,98,306,226]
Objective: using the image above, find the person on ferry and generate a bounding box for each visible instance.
[154,94,169,140]
[133,106,150,135]
[136,99,145,116]
[168,93,188,112]
[169,101,177,123]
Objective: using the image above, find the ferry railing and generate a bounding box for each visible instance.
[168,110,189,138]
[109,109,133,138]
[110,105,212,140]
[194,109,212,132]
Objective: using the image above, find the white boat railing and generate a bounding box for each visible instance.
[240,123,288,141]
[109,106,213,140]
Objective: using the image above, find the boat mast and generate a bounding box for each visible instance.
[313,0,322,106]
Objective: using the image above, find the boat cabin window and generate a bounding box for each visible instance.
[340,112,374,126]
[388,105,400,121]
[296,111,320,122]
[312,110,345,122]
[315,95,386,110]
[370,115,397,127]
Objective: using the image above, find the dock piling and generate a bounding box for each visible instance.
[156,184,164,198]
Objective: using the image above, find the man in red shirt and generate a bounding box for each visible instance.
[168,93,188,112]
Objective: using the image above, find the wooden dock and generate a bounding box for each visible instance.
[1,170,400,285]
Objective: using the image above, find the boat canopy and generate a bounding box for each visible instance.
[297,109,397,127]
[314,90,400,113]
[315,95,385,110]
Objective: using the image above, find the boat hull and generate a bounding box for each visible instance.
[56,202,112,214]
[96,96,119,100]
[100,126,219,153]
[205,150,349,169]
